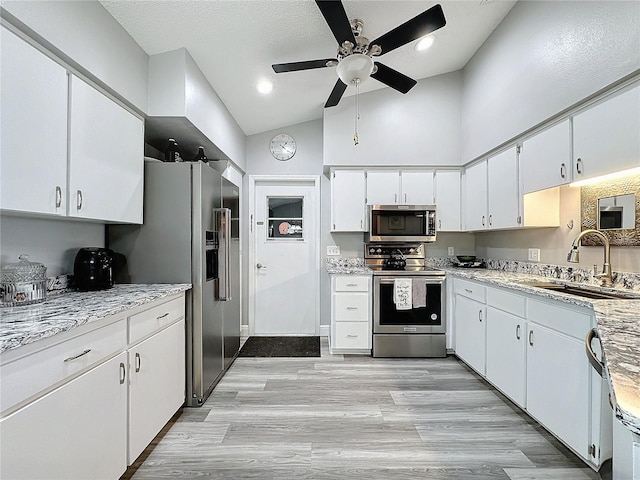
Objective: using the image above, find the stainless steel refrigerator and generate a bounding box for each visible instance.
[109,160,240,407]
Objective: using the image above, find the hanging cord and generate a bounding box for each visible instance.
[353,78,360,145]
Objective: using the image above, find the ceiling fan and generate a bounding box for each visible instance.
[272,1,446,108]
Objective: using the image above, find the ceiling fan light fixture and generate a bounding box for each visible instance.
[256,79,274,94]
[336,53,374,85]
[415,34,436,52]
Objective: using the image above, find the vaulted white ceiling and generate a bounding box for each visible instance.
[100,0,516,136]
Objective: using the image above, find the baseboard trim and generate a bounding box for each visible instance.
[319,325,329,337]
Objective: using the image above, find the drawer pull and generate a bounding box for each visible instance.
[516,324,521,340]
[478,310,483,322]
[529,330,534,346]
[119,363,126,384]
[135,352,141,372]
[346,283,358,287]
[346,306,358,310]
[346,334,359,338]
[63,349,91,363]
[464,288,473,293]
[55,186,62,208]
[156,312,170,320]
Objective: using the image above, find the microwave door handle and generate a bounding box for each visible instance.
[214,208,232,301]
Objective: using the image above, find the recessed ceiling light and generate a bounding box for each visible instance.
[415,34,436,52]
[256,79,274,94]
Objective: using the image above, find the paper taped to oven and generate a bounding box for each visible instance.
[393,278,412,310]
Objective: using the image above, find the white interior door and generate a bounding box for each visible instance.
[252,179,319,335]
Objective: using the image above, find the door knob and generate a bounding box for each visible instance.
[256,263,267,270]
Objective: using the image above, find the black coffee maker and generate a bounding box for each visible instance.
[73,247,114,291]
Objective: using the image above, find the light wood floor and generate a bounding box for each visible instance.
[123,338,610,479]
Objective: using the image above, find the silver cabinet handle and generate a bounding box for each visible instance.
[585,328,604,376]
[576,158,583,175]
[256,263,267,269]
[346,334,359,338]
[394,193,398,203]
[517,215,522,224]
[482,215,485,226]
[560,163,567,179]
[464,288,473,293]
[76,190,83,210]
[55,186,62,208]
[404,193,407,204]
[64,349,91,362]
[346,283,358,287]
[156,312,169,320]
[346,306,358,310]
[529,330,534,346]
[119,362,126,385]
[489,214,493,226]
[478,310,483,322]
[516,324,521,340]
[438,219,441,230]
[360,220,363,229]
[135,352,141,373]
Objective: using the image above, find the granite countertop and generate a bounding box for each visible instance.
[0,284,191,354]
[443,267,640,435]
[325,257,373,275]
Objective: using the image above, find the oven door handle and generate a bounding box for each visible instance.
[378,278,444,285]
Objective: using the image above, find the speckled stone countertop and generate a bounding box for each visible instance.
[443,267,640,436]
[0,284,191,354]
[325,257,373,275]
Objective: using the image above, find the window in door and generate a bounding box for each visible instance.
[267,197,304,240]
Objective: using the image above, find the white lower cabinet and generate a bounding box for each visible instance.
[0,352,128,480]
[452,277,611,469]
[330,275,372,354]
[129,319,185,463]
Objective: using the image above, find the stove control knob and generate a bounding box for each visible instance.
[369,248,375,254]
[376,248,382,253]
[409,248,415,253]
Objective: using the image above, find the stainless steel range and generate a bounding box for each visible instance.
[366,243,446,358]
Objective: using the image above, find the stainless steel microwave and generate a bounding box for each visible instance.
[367,205,437,243]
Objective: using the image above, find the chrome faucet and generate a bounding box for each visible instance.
[567,229,613,287]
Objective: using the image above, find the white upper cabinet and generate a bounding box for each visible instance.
[69,75,144,223]
[463,161,488,231]
[330,170,367,232]
[366,171,401,205]
[434,170,461,231]
[1,27,68,216]
[400,170,434,205]
[487,147,520,229]
[573,84,640,181]
[366,169,434,205]
[519,120,572,194]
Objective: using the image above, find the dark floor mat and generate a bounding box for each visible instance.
[238,336,320,357]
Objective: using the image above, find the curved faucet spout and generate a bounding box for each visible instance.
[567,229,612,287]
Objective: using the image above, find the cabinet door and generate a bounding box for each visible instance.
[1,26,68,216]
[129,320,186,464]
[526,323,590,460]
[520,120,571,194]
[400,170,434,205]
[69,75,144,223]
[573,85,640,181]
[454,295,486,375]
[486,307,526,407]
[331,170,367,231]
[435,170,461,231]
[488,147,520,229]
[366,170,400,205]
[0,353,127,480]
[463,161,487,231]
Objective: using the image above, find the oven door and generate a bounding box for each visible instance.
[373,276,445,334]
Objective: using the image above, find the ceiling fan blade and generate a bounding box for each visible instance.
[315,0,356,46]
[272,59,337,73]
[324,79,348,108]
[371,62,417,94]
[370,4,446,55]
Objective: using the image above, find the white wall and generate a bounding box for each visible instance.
[323,71,462,167]
[1,216,105,277]
[462,0,640,162]
[2,0,149,112]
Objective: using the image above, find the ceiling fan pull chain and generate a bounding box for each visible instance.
[354,78,360,145]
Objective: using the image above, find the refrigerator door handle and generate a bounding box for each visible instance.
[214,207,232,301]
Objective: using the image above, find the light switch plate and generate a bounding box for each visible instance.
[327,245,340,256]
[447,247,455,256]
[528,248,540,262]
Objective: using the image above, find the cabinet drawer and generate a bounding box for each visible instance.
[454,278,486,303]
[129,296,185,344]
[528,298,593,339]
[487,287,526,318]
[1,318,126,415]
[333,322,370,349]
[334,276,370,292]
[334,293,369,322]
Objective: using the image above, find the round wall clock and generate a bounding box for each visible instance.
[269,133,296,161]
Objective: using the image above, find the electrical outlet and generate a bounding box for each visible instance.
[327,245,340,256]
[447,247,455,256]
[528,248,541,262]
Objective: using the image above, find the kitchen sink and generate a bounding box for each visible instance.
[515,281,637,300]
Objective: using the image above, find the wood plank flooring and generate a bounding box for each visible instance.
[122,338,609,479]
